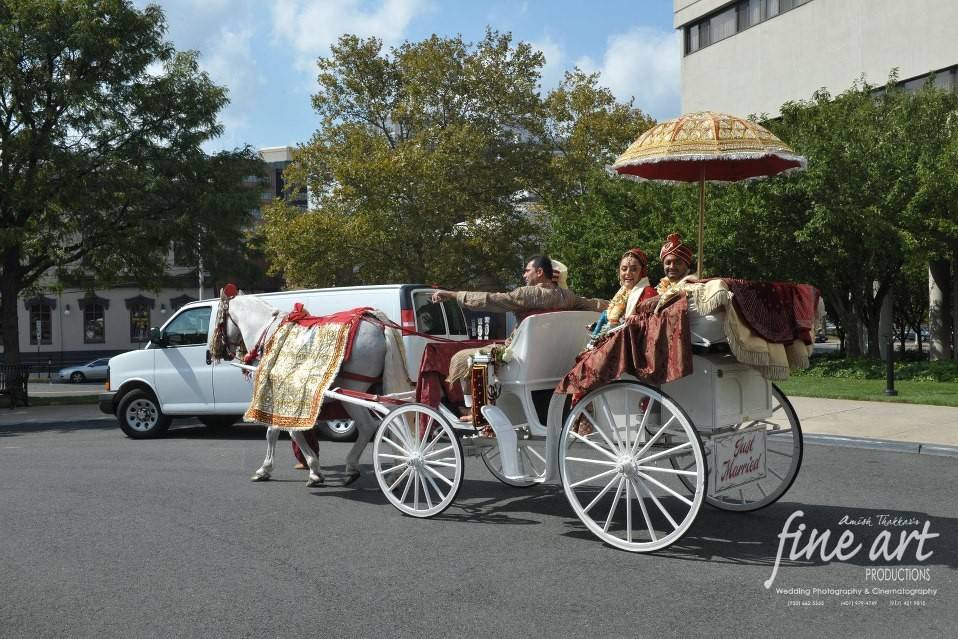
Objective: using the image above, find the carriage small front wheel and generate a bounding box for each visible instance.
[373,404,464,518]
[559,381,707,552]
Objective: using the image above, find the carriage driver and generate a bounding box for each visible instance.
[431,255,606,326]
[431,255,608,416]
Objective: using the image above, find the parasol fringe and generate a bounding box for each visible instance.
[610,151,808,184]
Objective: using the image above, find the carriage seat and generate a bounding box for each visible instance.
[687,305,728,348]
[497,310,600,386]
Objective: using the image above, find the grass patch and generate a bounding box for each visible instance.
[777,353,958,405]
[777,377,958,407]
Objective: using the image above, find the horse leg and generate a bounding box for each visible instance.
[290,430,325,487]
[341,401,380,485]
[251,426,282,481]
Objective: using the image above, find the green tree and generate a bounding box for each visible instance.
[0,0,261,364]
[263,31,548,290]
[540,70,664,296]
[897,80,958,359]
[733,79,913,357]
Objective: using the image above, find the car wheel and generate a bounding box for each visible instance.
[70,371,85,383]
[319,419,357,442]
[117,389,172,439]
[198,415,242,431]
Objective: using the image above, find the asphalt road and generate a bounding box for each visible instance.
[1,421,956,638]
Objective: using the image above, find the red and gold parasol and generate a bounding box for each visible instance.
[612,111,806,275]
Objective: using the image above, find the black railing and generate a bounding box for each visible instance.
[0,365,30,408]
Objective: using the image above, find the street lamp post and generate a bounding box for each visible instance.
[884,335,898,396]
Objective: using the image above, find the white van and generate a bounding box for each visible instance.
[99,284,471,439]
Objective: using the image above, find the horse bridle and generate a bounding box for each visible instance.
[210,284,247,362]
[214,297,245,362]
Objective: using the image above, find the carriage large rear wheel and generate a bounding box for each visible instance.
[559,381,706,552]
[675,384,803,512]
[373,404,464,518]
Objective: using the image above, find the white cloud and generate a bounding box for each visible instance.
[271,0,428,76]
[577,27,681,120]
[133,1,267,150]
[530,35,566,92]
[201,26,265,150]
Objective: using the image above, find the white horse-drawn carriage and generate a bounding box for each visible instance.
[217,291,803,553]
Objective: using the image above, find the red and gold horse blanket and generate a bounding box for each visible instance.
[244,305,371,430]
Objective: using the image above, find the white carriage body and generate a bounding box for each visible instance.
[662,353,773,431]
[484,310,600,437]
[335,303,801,551]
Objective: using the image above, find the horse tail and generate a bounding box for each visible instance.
[369,311,414,395]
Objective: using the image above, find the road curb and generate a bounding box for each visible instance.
[804,434,958,458]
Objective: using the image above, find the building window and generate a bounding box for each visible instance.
[711,6,738,43]
[125,294,155,343]
[29,304,52,345]
[739,0,760,30]
[83,303,106,344]
[684,0,814,55]
[130,304,150,343]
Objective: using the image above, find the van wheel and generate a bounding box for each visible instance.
[118,389,172,439]
[199,415,242,431]
[319,419,357,442]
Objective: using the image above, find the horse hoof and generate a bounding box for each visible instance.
[306,476,326,488]
[251,473,270,482]
[342,470,361,486]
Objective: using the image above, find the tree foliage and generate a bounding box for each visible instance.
[263,31,549,290]
[0,0,262,363]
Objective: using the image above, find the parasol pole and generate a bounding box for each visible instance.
[697,165,705,277]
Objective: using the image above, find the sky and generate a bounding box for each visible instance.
[135,0,679,153]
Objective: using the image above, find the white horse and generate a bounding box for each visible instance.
[209,291,388,488]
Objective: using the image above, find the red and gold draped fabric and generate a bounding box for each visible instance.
[722,279,819,346]
[556,295,693,397]
[416,340,497,408]
[244,306,369,430]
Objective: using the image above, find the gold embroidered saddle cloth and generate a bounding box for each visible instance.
[244,307,368,430]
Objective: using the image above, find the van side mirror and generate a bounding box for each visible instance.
[149,327,166,347]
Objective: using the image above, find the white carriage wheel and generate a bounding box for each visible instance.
[679,384,803,512]
[480,440,548,488]
[559,381,706,553]
[373,404,464,518]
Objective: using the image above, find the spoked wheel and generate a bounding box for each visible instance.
[676,384,803,511]
[481,439,547,488]
[560,382,706,552]
[373,404,464,518]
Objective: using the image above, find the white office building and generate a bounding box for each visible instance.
[676,0,958,117]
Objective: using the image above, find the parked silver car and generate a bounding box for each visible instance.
[58,358,110,383]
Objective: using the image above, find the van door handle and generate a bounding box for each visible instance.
[206,350,212,365]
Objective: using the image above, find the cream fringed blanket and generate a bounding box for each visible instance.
[244,307,412,430]
[684,279,822,381]
[244,319,354,430]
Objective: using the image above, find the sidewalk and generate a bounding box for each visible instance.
[1,392,956,456]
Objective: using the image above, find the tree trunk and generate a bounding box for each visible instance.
[928,260,952,361]
[1,248,23,366]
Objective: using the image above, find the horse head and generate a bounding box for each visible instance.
[208,284,280,364]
